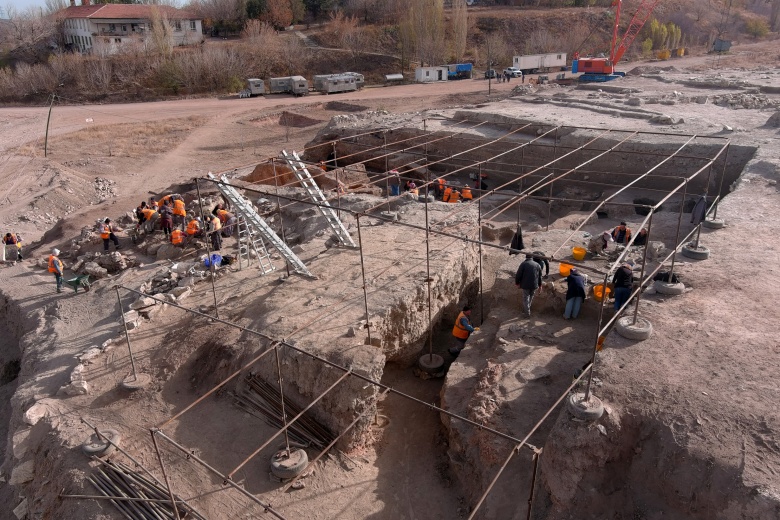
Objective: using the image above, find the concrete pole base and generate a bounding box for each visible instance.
[120,372,151,391]
[566,392,604,421]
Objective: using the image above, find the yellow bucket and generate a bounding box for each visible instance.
[593,284,612,302]
[572,247,586,261]
[559,263,573,277]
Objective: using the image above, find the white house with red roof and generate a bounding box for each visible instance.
[62,0,203,53]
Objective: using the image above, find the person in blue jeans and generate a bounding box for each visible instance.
[563,268,587,319]
[612,262,634,311]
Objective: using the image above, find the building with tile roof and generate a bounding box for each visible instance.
[62,1,203,53]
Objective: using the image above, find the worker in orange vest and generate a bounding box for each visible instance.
[186,217,202,237]
[170,228,185,246]
[435,178,445,199]
[611,221,632,244]
[461,185,473,201]
[172,198,187,229]
[100,218,121,252]
[140,207,158,234]
[442,186,453,202]
[448,189,461,203]
[449,304,479,357]
[48,248,64,293]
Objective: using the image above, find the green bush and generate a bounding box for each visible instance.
[744,19,769,38]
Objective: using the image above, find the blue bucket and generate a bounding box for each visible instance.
[204,254,222,267]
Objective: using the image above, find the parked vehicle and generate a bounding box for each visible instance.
[269,76,309,96]
[313,74,359,94]
[484,69,497,79]
[503,67,522,78]
[447,63,473,80]
[244,78,265,97]
[342,72,365,88]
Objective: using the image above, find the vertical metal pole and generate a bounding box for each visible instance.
[478,164,484,325]
[332,142,337,169]
[272,160,290,277]
[526,449,542,520]
[115,286,138,381]
[335,168,341,220]
[44,93,55,157]
[236,216,243,271]
[712,143,730,220]
[196,179,219,319]
[584,269,610,401]
[150,431,181,520]
[274,346,291,454]
[422,172,433,361]
[384,133,390,210]
[356,215,372,345]
[632,210,654,325]
[694,163,715,249]
[668,181,688,279]
[546,182,553,232]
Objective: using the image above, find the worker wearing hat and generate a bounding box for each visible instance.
[611,221,632,244]
[48,248,64,293]
[100,218,121,252]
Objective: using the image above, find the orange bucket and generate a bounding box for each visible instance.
[572,247,586,261]
[593,284,612,302]
[559,263,573,277]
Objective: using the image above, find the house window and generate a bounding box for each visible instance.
[115,38,121,43]
[557,54,562,59]
[426,71,430,77]
[174,21,182,31]
[190,21,196,31]
[109,24,116,32]
[122,25,127,32]
[88,36,92,46]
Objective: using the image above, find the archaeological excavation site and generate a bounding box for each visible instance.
[1,61,779,520]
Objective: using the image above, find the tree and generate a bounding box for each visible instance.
[149,6,174,57]
[2,6,62,64]
[406,0,445,66]
[264,0,293,27]
[450,0,467,62]
[744,18,769,37]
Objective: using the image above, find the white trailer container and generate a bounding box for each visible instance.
[312,74,359,94]
[513,53,567,73]
[342,72,365,88]
[269,76,309,96]
[415,66,448,83]
[247,78,265,96]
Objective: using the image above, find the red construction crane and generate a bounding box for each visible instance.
[573,0,661,82]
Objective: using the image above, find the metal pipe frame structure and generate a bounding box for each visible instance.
[111,121,730,519]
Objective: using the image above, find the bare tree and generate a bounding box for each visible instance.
[451,0,468,62]
[149,6,174,58]
[407,0,445,66]
[2,5,61,63]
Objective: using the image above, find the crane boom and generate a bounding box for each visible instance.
[612,0,662,65]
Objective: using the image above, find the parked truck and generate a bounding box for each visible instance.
[512,53,567,74]
[446,63,473,80]
[269,76,309,96]
[312,73,359,94]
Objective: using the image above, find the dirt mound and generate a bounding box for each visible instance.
[626,65,681,76]
[279,111,323,128]
[325,101,368,112]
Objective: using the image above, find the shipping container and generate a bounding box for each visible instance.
[512,53,567,73]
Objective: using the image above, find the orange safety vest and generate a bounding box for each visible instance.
[48,254,62,274]
[452,311,471,340]
[173,199,186,216]
[448,190,460,203]
[461,187,473,200]
[217,209,229,223]
[141,208,157,220]
[442,187,452,202]
[186,220,200,236]
[437,178,445,188]
[171,229,184,245]
[158,195,172,207]
[100,223,111,239]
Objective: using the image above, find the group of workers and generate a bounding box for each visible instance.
[433,178,474,203]
[451,218,654,356]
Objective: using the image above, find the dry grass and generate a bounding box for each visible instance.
[25,116,207,158]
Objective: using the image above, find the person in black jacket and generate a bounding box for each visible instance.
[563,268,587,319]
[634,227,648,246]
[515,254,542,317]
[612,262,634,311]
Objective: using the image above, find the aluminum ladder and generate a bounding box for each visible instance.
[236,215,275,274]
[281,150,357,248]
[207,173,314,278]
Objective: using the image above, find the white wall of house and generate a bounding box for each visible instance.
[63,17,203,54]
[414,66,448,83]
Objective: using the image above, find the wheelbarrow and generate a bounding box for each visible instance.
[65,274,91,293]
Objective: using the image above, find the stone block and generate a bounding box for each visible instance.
[169,287,191,300]
[157,244,182,260]
[9,461,34,485]
[83,262,108,278]
[626,97,642,106]
[70,364,85,381]
[78,347,102,362]
[57,381,89,396]
[130,297,157,310]
[12,429,30,460]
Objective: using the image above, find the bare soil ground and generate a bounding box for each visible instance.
[0,41,778,520]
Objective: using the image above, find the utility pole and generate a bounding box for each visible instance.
[487,38,492,96]
[44,93,56,158]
